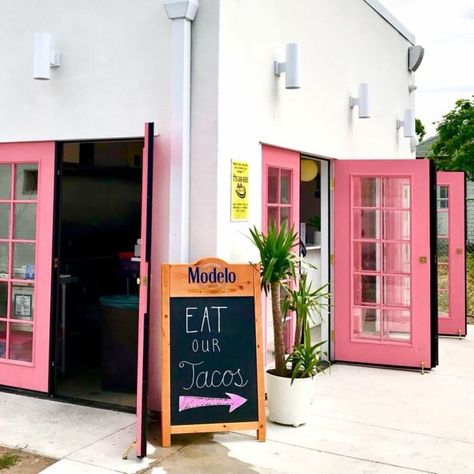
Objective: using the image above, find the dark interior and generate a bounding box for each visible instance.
[55,140,143,408]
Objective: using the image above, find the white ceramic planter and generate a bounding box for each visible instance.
[313,231,321,245]
[266,371,315,427]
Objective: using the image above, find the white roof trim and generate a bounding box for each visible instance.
[363,0,416,45]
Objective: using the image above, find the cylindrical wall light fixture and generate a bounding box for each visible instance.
[285,43,300,89]
[397,109,415,137]
[349,83,370,118]
[274,43,301,89]
[33,33,61,80]
[33,33,51,80]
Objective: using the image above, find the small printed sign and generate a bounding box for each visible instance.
[14,294,32,318]
[231,161,249,221]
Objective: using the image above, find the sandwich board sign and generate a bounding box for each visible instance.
[160,258,266,446]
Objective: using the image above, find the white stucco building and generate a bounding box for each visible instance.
[5,3,458,454]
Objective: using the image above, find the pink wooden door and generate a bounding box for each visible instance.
[135,123,155,458]
[334,159,435,369]
[436,172,466,336]
[0,142,55,391]
[262,145,300,354]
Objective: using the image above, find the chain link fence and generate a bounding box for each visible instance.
[467,251,474,321]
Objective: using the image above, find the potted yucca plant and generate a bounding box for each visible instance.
[249,223,330,426]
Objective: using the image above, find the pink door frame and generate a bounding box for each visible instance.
[0,142,55,392]
[261,145,300,355]
[334,159,433,368]
[436,172,466,336]
[136,123,155,458]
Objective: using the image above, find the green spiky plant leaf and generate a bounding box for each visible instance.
[249,222,299,376]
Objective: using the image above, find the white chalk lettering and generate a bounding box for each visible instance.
[211,306,227,333]
[190,338,222,353]
[185,307,198,333]
[200,307,211,333]
[212,338,221,352]
[186,306,228,334]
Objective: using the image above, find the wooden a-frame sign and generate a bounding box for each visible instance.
[161,258,266,447]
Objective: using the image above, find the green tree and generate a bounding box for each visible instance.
[430,96,474,179]
[415,118,426,142]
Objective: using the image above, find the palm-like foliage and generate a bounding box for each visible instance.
[249,223,298,292]
[283,272,329,348]
[249,223,299,376]
[286,325,329,383]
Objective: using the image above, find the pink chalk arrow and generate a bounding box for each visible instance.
[179,393,247,413]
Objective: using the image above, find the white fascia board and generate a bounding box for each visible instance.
[363,0,416,45]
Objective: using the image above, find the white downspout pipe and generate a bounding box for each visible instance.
[163,0,199,263]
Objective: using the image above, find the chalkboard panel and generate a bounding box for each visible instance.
[161,259,265,446]
[170,296,258,426]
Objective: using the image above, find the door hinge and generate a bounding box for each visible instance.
[53,257,60,269]
[330,178,335,191]
[330,330,335,341]
[330,254,335,265]
[137,276,148,286]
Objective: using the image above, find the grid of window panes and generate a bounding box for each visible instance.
[437,185,449,318]
[267,167,292,229]
[0,163,38,363]
[352,176,412,342]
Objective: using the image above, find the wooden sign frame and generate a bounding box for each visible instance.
[161,258,266,447]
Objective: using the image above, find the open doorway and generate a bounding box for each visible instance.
[299,157,330,346]
[53,139,143,409]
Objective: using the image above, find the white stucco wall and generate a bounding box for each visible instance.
[194,0,419,264]
[0,0,171,142]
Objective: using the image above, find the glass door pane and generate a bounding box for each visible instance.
[352,176,413,343]
[436,185,449,318]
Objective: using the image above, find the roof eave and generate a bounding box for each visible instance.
[363,0,416,45]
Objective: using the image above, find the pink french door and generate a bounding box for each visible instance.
[262,145,300,233]
[334,159,436,369]
[135,123,155,458]
[436,172,466,336]
[0,142,55,391]
[262,145,300,354]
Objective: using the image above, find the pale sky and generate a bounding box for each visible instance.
[379,0,474,138]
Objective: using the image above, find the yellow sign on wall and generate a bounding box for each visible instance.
[231,160,249,221]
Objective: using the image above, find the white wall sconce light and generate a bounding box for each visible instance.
[397,109,415,137]
[274,43,301,89]
[410,136,419,153]
[33,33,61,80]
[408,45,424,72]
[349,83,370,118]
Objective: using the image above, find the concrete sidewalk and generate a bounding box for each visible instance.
[1,333,473,473]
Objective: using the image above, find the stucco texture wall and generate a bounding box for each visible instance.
[0,0,171,142]
[207,0,417,264]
